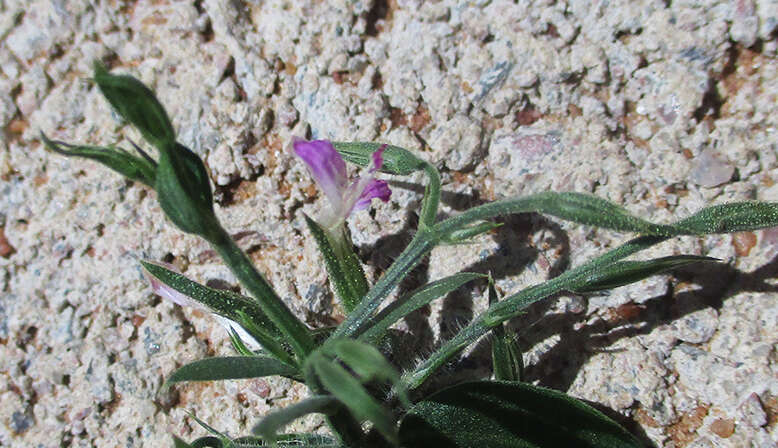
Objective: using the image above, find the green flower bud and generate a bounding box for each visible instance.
[92,61,176,149]
[332,141,426,175]
[155,142,220,240]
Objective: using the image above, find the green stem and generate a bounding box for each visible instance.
[402,236,668,390]
[329,230,439,339]
[211,226,315,359]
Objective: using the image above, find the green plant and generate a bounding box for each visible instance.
[42,63,778,447]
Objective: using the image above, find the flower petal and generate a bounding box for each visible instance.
[353,179,391,212]
[141,260,202,308]
[293,138,347,207]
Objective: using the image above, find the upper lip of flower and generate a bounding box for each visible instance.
[293,139,391,229]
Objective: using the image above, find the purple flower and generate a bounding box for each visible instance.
[293,139,391,229]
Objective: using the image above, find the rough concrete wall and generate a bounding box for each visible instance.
[1,0,777,446]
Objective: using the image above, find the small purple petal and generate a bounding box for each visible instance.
[293,138,347,206]
[370,144,387,173]
[141,261,201,308]
[353,179,391,212]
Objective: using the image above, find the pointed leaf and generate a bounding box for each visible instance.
[437,192,670,237]
[41,133,157,187]
[252,395,337,443]
[438,192,778,239]
[359,272,485,342]
[140,260,289,361]
[310,356,398,445]
[93,61,175,148]
[332,141,426,175]
[569,255,719,293]
[304,214,368,312]
[672,202,778,234]
[399,381,643,448]
[166,356,297,385]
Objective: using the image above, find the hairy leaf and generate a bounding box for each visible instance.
[187,434,342,448]
[359,272,485,342]
[672,202,778,234]
[570,255,719,293]
[228,328,257,357]
[436,192,778,238]
[41,133,157,187]
[399,381,643,448]
[140,261,290,362]
[154,144,220,240]
[304,214,368,312]
[252,396,337,443]
[166,356,297,385]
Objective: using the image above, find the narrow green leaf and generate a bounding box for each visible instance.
[166,356,298,385]
[359,272,485,343]
[436,192,670,237]
[304,215,368,312]
[332,141,426,175]
[672,202,778,234]
[488,280,523,382]
[570,255,719,293]
[399,381,643,448]
[437,192,778,239]
[93,61,176,148]
[252,395,338,443]
[40,133,157,187]
[140,261,285,347]
[311,356,398,445]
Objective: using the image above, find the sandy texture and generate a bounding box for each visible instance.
[2,0,778,446]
